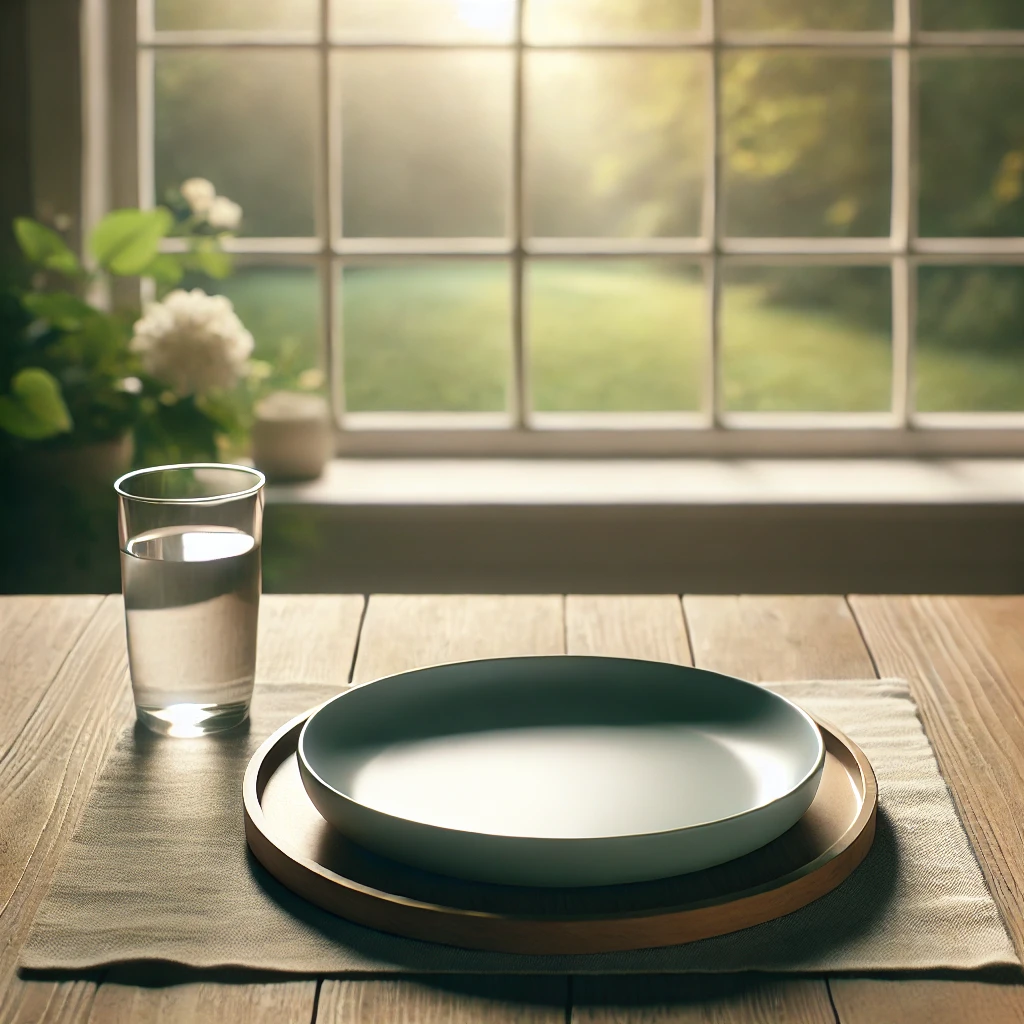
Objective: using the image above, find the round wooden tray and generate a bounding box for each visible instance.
[243,708,877,955]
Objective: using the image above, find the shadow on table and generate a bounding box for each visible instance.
[241,806,907,970]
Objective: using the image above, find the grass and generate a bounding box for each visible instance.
[217,263,1024,415]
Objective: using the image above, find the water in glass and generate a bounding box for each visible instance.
[121,524,260,736]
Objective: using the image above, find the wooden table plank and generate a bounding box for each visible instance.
[829,978,1024,1024]
[849,596,1024,954]
[351,594,564,685]
[573,976,836,1024]
[88,976,318,1024]
[833,594,1024,1024]
[319,594,567,1024]
[571,596,837,1024]
[0,595,103,756]
[256,594,366,686]
[566,595,691,665]
[682,595,873,681]
[0,596,132,1024]
[319,976,568,1024]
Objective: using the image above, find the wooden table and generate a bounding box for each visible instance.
[3,593,1024,1023]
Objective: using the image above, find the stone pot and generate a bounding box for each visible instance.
[251,391,333,483]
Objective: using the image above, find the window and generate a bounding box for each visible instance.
[106,0,1024,454]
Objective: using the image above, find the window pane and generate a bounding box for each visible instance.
[169,266,322,384]
[529,260,704,412]
[333,0,515,42]
[155,52,317,237]
[525,0,700,43]
[340,53,512,239]
[919,57,1024,238]
[720,0,891,31]
[721,265,891,412]
[721,54,891,237]
[154,0,317,31]
[342,262,510,412]
[917,265,1024,413]
[921,1,1024,31]
[527,53,707,238]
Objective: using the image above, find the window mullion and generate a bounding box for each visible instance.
[893,0,915,426]
[318,0,342,426]
[511,0,528,430]
[706,0,722,427]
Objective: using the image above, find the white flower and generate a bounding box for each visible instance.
[180,178,216,215]
[117,376,143,394]
[207,196,243,231]
[131,288,253,397]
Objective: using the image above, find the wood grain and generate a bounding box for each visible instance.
[849,596,1024,981]
[0,595,103,754]
[318,977,567,1024]
[256,594,365,686]
[351,594,564,685]
[319,595,566,1023]
[683,596,874,681]
[87,977,317,1024]
[573,976,836,1024]
[566,596,692,665]
[830,978,1024,1024]
[566,595,839,1024]
[0,596,133,1023]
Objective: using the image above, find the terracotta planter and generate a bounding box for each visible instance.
[251,392,333,483]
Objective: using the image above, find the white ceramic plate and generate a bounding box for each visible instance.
[298,657,825,887]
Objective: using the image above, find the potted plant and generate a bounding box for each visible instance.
[0,179,251,484]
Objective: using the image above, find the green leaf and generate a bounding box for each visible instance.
[13,218,82,276]
[21,291,96,331]
[90,208,173,276]
[140,253,184,286]
[0,367,74,440]
[194,248,232,279]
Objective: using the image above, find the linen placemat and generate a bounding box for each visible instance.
[22,677,1019,975]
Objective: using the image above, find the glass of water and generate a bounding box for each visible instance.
[115,463,265,738]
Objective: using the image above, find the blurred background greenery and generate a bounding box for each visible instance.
[150,0,1024,416]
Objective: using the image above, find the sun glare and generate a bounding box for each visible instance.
[454,0,514,37]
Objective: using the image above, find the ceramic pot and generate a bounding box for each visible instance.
[12,433,133,489]
[251,391,333,482]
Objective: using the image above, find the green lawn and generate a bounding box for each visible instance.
[215,263,1024,415]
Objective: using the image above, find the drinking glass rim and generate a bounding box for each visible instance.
[114,463,266,505]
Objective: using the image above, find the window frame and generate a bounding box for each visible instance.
[90,0,1024,457]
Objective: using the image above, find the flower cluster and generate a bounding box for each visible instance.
[131,288,253,397]
[179,178,243,232]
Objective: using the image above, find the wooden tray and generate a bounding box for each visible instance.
[243,709,877,955]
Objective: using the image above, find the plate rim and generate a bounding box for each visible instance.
[295,655,826,844]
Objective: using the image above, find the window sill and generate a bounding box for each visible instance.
[262,458,1024,594]
[267,457,1024,507]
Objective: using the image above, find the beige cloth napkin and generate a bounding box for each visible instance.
[21,678,1019,975]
